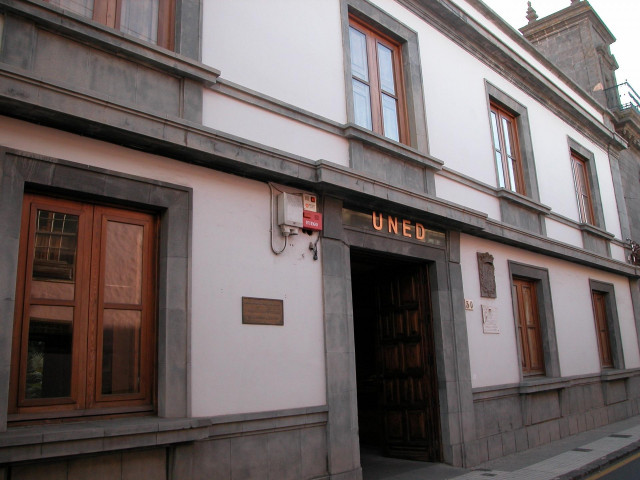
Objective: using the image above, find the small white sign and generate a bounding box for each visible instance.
[482,305,499,334]
[303,193,317,212]
[464,299,474,311]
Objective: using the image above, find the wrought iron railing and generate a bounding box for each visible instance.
[605,82,640,114]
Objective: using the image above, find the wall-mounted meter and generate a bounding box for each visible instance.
[277,192,303,236]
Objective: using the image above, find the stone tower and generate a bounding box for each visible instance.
[520,0,618,110]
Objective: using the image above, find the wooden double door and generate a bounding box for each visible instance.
[352,253,441,461]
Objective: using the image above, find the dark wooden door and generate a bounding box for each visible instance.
[513,278,545,375]
[351,258,439,461]
[379,264,440,461]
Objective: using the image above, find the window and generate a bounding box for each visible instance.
[45,0,175,49]
[592,291,613,368]
[513,278,545,375]
[490,102,526,194]
[589,280,624,370]
[9,194,156,419]
[508,262,560,379]
[571,152,596,225]
[348,15,407,143]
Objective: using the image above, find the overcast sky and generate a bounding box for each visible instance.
[480,0,639,92]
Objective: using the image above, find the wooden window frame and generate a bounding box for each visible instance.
[512,277,545,376]
[348,14,409,144]
[591,290,613,368]
[9,194,157,422]
[571,152,596,225]
[490,102,526,195]
[588,280,624,370]
[46,0,175,50]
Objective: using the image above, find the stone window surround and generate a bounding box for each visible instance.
[567,137,606,230]
[485,82,541,203]
[340,0,429,154]
[508,261,561,379]
[0,148,191,431]
[589,279,625,370]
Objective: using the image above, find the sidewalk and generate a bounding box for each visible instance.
[361,415,640,480]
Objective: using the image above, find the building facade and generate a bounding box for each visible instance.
[0,0,639,479]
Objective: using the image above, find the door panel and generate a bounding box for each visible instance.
[352,254,441,461]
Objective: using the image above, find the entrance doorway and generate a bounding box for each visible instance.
[351,250,442,462]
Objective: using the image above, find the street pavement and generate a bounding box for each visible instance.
[361,415,640,479]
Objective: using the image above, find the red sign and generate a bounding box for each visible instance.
[303,211,323,231]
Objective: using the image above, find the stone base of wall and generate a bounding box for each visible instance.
[0,407,329,480]
[467,370,640,465]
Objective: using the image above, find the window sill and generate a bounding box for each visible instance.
[518,376,569,394]
[496,189,551,215]
[0,406,328,464]
[4,1,220,86]
[579,222,615,240]
[343,124,443,171]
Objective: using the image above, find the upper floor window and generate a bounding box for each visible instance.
[46,0,175,49]
[571,152,595,225]
[348,16,407,143]
[490,102,526,195]
[9,194,157,421]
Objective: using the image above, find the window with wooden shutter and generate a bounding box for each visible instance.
[9,194,157,421]
[45,0,175,49]
[513,278,545,375]
[591,290,613,368]
[348,15,408,144]
[571,153,596,225]
[490,102,526,195]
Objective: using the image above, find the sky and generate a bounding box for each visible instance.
[480,0,639,92]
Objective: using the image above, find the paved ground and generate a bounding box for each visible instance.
[361,415,640,480]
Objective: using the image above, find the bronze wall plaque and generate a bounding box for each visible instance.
[242,297,284,325]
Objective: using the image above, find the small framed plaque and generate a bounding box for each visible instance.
[242,297,284,326]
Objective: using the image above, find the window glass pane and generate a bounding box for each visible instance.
[349,26,368,81]
[502,117,513,157]
[104,221,144,305]
[352,79,372,130]
[508,158,517,192]
[120,0,159,44]
[495,151,505,188]
[25,306,74,399]
[102,310,141,395]
[381,93,399,142]
[377,43,395,95]
[490,112,501,151]
[32,210,78,301]
[49,0,94,18]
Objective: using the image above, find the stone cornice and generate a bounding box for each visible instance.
[614,108,640,150]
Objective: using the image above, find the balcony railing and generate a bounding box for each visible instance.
[605,81,640,113]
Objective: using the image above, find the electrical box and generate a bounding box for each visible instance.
[277,192,303,235]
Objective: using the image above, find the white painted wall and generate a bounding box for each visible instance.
[202,93,350,166]
[545,218,584,249]
[434,175,501,220]
[202,0,347,124]
[461,234,640,388]
[0,116,327,416]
